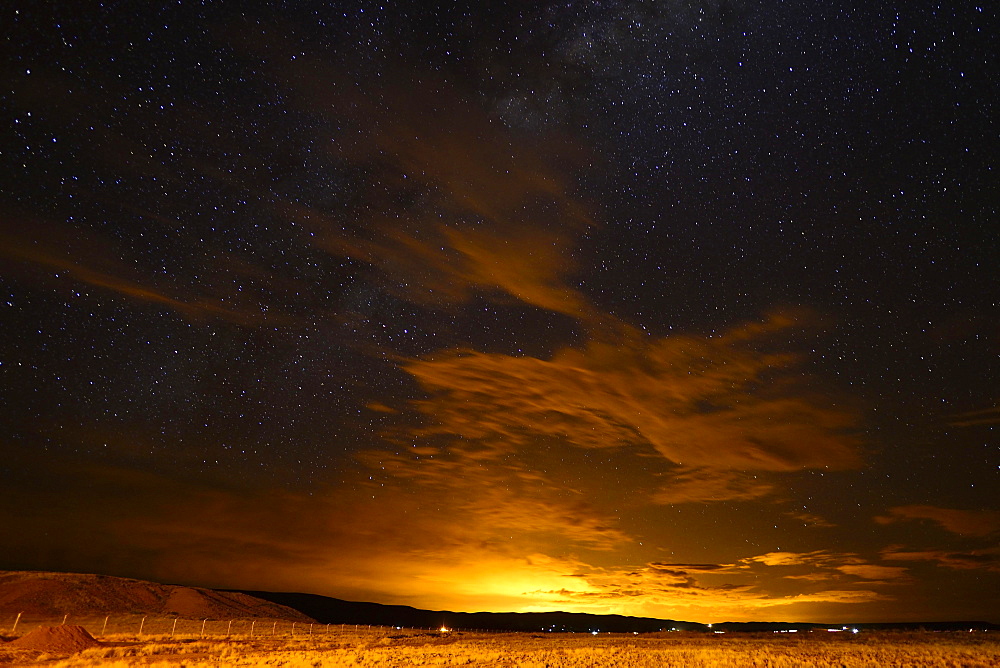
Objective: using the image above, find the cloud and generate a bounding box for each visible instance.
[0,217,291,326]
[880,546,1000,572]
[834,564,910,581]
[527,559,891,621]
[401,313,862,501]
[785,511,837,528]
[279,75,596,318]
[653,468,775,504]
[875,505,1000,537]
[745,551,832,567]
[739,551,910,583]
[275,74,864,505]
[358,441,630,551]
[948,405,1000,427]
[1,454,907,622]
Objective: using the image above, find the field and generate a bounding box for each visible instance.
[2,617,998,667]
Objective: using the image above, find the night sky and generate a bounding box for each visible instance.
[2,1,998,624]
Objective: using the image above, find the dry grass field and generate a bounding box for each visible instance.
[2,617,998,667]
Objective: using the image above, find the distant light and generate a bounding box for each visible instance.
[592,630,599,635]
[851,628,859,634]
[440,627,450,633]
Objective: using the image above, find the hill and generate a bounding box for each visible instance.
[0,571,313,621]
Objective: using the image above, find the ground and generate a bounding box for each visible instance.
[2,619,999,667]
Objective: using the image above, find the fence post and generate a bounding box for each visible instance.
[292,622,296,636]
[11,612,22,635]
[272,621,277,636]
[102,616,109,636]
[250,620,256,638]
[62,614,68,626]
[171,618,178,637]
[227,620,233,636]
[139,616,146,637]
[201,619,207,638]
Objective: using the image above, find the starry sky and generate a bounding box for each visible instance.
[1,1,998,624]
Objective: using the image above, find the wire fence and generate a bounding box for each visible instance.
[3,613,468,642]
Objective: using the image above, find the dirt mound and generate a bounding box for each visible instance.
[8,625,101,653]
[0,571,314,621]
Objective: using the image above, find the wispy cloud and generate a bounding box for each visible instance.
[1,455,909,621]
[881,545,1000,572]
[785,511,837,528]
[875,505,1000,537]
[653,468,775,504]
[526,558,891,620]
[400,312,862,507]
[834,564,910,581]
[0,217,292,326]
[279,76,596,318]
[745,551,833,567]
[948,405,1000,427]
[358,441,630,551]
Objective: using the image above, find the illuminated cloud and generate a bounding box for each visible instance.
[739,551,909,583]
[784,511,837,528]
[881,546,1000,572]
[653,467,775,504]
[280,77,596,318]
[401,313,862,506]
[745,551,832,567]
[0,218,290,326]
[358,441,630,550]
[277,74,863,515]
[875,505,1000,537]
[528,559,890,621]
[319,221,591,317]
[1,455,906,622]
[834,564,910,581]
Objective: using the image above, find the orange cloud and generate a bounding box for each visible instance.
[739,551,909,583]
[880,546,1000,572]
[875,505,1000,537]
[653,468,775,504]
[359,441,630,551]
[835,564,910,581]
[2,454,911,622]
[280,77,596,318]
[401,313,862,503]
[784,511,837,528]
[0,218,290,326]
[745,551,832,567]
[526,558,891,621]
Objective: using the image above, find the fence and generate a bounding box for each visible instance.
[3,613,463,642]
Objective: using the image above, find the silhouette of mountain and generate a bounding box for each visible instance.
[229,589,999,634]
[228,590,701,633]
